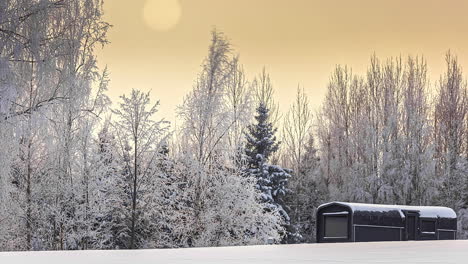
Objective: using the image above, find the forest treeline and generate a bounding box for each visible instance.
[0,0,467,251]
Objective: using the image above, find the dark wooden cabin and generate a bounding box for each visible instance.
[316,202,457,243]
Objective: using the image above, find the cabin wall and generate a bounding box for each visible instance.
[354,225,403,242]
[352,211,403,242]
[435,217,457,240]
[417,216,457,240]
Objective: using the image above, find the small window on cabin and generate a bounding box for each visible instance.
[324,215,348,238]
[421,220,436,233]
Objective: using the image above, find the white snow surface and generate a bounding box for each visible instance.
[1,240,468,264]
[320,201,457,218]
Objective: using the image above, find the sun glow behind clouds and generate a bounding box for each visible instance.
[143,0,182,32]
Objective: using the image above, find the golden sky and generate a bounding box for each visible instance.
[96,0,468,122]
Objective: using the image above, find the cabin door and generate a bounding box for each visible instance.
[406,212,418,240]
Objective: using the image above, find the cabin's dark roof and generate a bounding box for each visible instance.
[318,202,457,219]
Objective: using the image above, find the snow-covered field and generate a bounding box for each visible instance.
[1,240,467,264]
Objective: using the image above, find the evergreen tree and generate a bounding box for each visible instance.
[245,104,279,167]
[89,121,127,249]
[244,103,291,242]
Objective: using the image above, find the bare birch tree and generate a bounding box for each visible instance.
[112,89,169,249]
[434,52,468,211]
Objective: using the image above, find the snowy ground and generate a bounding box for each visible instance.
[1,240,467,264]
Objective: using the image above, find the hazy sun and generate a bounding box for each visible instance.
[143,0,182,32]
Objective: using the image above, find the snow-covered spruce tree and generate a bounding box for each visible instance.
[142,144,193,248]
[245,104,279,167]
[112,89,170,249]
[244,103,291,242]
[85,118,128,249]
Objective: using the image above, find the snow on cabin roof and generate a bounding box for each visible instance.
[319,201,457,219]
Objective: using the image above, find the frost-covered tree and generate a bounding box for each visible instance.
[112,89,169,249]
[0,0,110,251]
[178,29,236,165]
[399,57,437,205]
[317,55,438,207]
[252,68,281,126]
[292,134,328,242]
[434,52,468,237]
[177,30,283,246]
[0,0,70,121]
[86,119,125,249]
[142,146,195,248]
[177,29,238,243]
[318,65,354,200]
[283,87,313,175]
[195,168,284,247]
[0,121,17,249]
[225,58,253,162]
[282,88,327,243]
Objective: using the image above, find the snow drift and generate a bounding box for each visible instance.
[1,240,467,264]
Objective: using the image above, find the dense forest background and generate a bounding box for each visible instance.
[0,0,467,251]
